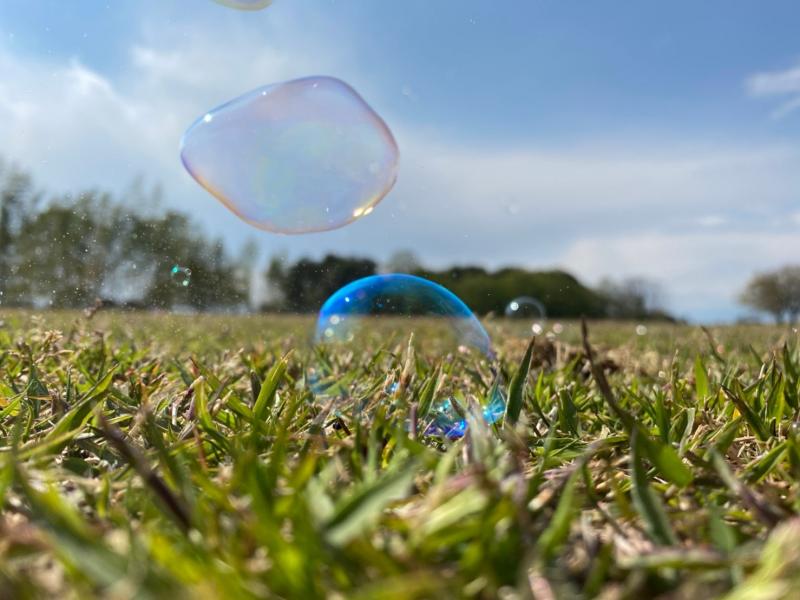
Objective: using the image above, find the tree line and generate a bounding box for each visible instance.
[0,160,250,310]
[264,252,671,320]
[740,266,800,324]
[1,159,671,318]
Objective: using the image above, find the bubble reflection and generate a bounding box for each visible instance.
[180,76,399,234]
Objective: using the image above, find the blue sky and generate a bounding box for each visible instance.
[1,1,800,321]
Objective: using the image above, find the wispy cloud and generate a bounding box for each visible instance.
[693,215,727,228]
[745,61,800,118]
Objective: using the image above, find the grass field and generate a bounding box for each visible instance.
[2,310,800,598]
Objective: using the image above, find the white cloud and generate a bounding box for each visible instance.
[308,131,800,322]
[747,63,800,96]
[746,61,800,118]
[560,231,800,320]
[0,17,799,321]
[693,215,727,228]
[0,16,350,219]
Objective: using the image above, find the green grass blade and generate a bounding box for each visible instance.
[630,430,677,546]
[505,335,535,425]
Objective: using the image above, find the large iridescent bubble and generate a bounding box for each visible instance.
[311,274,505,437]
[180,76,399,234]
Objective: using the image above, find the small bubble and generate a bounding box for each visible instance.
[400,85,418,101]
[311,274,504,437]
[636,324,648,336]
[170,264,192,287]
[532,323,543,335]
[552,323,564,334]
[505,297,545,321]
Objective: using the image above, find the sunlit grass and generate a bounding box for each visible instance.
[1,311,800,598]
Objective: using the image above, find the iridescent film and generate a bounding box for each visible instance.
[180,76,399,234]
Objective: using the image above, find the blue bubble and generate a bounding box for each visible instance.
[312,274,505,437]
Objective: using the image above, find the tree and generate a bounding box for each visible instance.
[598,277,666,319]
[383,250,421,274]
[740,266,800,324]
[267,254,376,312]
[0,160,40,305]
[234,239,259,309]
[14,191,117,307]
[262,254,288,310]
[13,187,248,310]
[416,265,608,317]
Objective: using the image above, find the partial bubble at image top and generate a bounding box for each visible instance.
[312,274,504,437]
[180,76,399,234]
[213,0,272,10]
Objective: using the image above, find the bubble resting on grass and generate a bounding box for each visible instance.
[316,274,491,354]
[311,274,504,438]
[180,76,399,234]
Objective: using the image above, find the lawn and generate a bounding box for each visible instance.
[1,311,799,598]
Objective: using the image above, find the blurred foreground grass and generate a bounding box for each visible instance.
[2,310,800,598]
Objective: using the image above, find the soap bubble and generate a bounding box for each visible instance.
[180,76,399,234]
[170,265,192,287]
[311,274,504,438]
[635,324,648,336]
[505,296,546,320]
[213,0,272,10]
[506,296,546,336]
[316,274,491,354]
